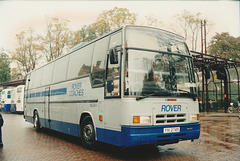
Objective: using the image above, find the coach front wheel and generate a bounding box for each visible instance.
[33,111,41,132]
[80,116,97,149]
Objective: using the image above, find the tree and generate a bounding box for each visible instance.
[11,28,41,76]
[79,24,98,42]
[95,7,137,36]
[0,48,11,83]
[208,32,240,61]
[69,24,97,48]
[40,17,71,62]
[69,7,137,48]
[174,10,213,51]
[145,14,162,28]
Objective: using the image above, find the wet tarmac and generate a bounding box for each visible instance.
[0,112,239,161]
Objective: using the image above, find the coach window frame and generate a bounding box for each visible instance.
[105,31,122,98]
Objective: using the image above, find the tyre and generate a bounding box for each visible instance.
[33,111,41,132]
[80,116,97,149]
[227,107,233,113]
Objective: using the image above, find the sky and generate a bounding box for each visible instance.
[0,0,239,51]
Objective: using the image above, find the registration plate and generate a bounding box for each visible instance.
[163,127,180,133]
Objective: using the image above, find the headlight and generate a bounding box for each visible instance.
[133,116,151,124]
[190,114,200,122]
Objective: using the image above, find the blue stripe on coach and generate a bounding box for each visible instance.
[51,88,67,96]
[27,88,67,98]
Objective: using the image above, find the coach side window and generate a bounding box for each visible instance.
[42,62,55,86]
[52,55,69,84]
[67,44,94,80]
[91,36,110,86]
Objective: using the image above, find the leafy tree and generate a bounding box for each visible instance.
[0,48,11,83]
[70,7,137,48]
[208,32,240,61]
[174,10,213,51]
[39,17,71,62]
[95,7,137,36]
[11,28,41,76]
[69,24,97,48]
[79,24,98,42]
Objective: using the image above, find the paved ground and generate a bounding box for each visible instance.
[0,112,239,161]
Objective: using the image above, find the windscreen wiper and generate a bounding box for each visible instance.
[136,93,156,101]
[176,89,196,101]
[177,89,190,93]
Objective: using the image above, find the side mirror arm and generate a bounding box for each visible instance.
[109,45,122,64]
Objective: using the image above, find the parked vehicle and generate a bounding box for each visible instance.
[24,25,200,149]
[1,89,15,112]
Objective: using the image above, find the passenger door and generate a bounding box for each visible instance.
[44,87,50,128]
[24,74,31,114]
[104,55,121,130]
[104,32,122,130]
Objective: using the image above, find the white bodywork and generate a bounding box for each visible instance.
[24,26,200,147]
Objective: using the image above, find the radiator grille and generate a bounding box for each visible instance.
[155,113,187,125]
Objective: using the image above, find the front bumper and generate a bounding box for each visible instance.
[97,123,200,147]
[121,123,200,146]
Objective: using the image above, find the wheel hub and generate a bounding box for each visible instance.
[83,124,93,141]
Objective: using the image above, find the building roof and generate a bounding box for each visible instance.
[0,79,25,87]
[191,51,240,69]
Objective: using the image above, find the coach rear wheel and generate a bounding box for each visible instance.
[33,111,41,132]
[80,116,97,149]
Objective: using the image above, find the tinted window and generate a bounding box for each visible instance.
[109,32,122,49]
[52,55,69,83]
[67,44,94,80]
[91,36,110,86]
[42,62,55,86]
